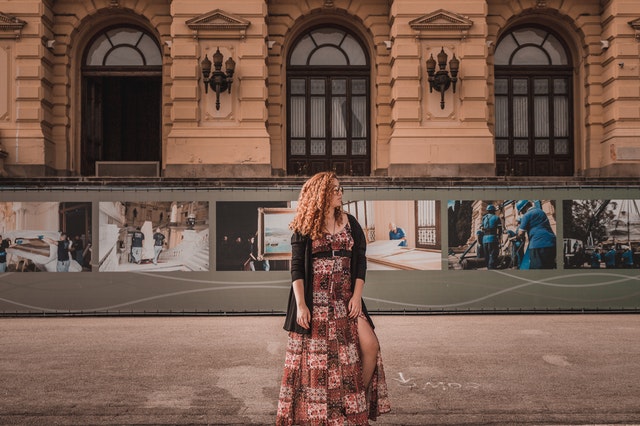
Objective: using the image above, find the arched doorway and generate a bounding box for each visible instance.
[81,26,162,176]
[494,26,574,176]
[286,26,371,176]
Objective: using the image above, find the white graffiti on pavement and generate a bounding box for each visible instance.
[393,372,481,391]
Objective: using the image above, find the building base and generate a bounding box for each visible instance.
[163,164,272,178]
[387,163,495,177]
[585,164,640,178]
[4,164,61,177]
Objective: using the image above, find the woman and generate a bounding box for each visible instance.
[277,172,390,425]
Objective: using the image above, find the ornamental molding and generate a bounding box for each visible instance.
[0,12,26,39]
[629,18,640,41]
[409,9,473,40]
[186,9,250,39]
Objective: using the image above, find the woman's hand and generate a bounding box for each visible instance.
[296,304,311,329]
[348,296,362,319]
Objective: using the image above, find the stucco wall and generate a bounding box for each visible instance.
[0,0,638,178]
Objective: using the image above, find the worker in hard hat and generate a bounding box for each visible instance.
[516,200,556,269]
[621,246,634,268]
[505,218,524,269]
[481,204,502,269]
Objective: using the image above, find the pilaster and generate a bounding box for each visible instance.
[388,1,494,177]
[167,1,270,177]
[596,0,640,177]
[0,2,50,176]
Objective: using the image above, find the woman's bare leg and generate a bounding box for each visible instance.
[358,316,379,389]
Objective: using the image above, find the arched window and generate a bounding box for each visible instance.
[289,29,367,66]
[287,26,370,176]
[81,26,162,176]
[84,27,162,67]
[494,27,568,66]
[494,26,573,176]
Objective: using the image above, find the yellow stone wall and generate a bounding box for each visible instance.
[386,1,495,176]
[167,0,271,177]
[0,0,638,177]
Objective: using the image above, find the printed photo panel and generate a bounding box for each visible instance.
[343,199,442,270]
[563,200,639,269]
[448,200,557,270]
[216,200,442,271]
[99,201,209,272]
[216,201,293,271]
[0,202,92,272]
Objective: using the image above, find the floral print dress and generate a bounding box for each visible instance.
[277,223,390,425]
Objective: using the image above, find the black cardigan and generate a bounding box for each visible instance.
[283,213,374,334]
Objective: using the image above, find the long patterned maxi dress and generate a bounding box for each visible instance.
[277,223,390,425]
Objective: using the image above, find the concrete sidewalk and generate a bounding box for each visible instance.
[1,315,639,425]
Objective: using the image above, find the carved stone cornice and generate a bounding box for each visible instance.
[186,9,250,39]
[0,12,26,39]
[629,18,640,41]
[409,9,473,40]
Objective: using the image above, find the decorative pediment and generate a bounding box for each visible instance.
[629,18,640,41]
[186,9,250,39]
[0,12,26,39]
[409,9,473,39]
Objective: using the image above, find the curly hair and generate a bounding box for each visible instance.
[290,171,344,240]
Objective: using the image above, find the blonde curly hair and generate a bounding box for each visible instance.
[290,171,344,240]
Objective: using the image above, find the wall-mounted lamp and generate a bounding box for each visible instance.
[426,47,459,109]
[200,48,236,110]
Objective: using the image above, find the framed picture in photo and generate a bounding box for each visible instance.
[258,208,296,260]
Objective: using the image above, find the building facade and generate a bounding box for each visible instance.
[0,0,638,179]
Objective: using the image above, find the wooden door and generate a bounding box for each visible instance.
[82,76,161,174]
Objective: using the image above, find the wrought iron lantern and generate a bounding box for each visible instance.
[200,48,236,110]
[426,47,459,109]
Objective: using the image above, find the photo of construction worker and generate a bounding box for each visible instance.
[563,200,639,269]
[448,200,557,270]
[99,201,209,272]
[515,200,557,269]
[0,202,92,272]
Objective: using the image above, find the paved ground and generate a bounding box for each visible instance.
[1,314,639,425]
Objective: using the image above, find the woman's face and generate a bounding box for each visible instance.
[328,178,343,209]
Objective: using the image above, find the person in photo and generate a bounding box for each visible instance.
[152,228,165,265]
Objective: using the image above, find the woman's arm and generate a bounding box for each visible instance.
[290,232,310,329]
[348,278,364,318]
[292,278,310,329]
[290,232,306,281]
[348,214,367,281]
